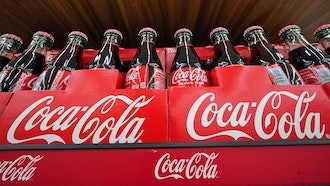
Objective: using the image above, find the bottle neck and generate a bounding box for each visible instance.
[212,33,229,44]
[244,30,268,46]
[0,38,21,59]
[25,35,52,56]
[88,35,121,69]
[171,33,203,71]
[282,30,316,52]
[176,34,193,47]
[246,31,281,64]
[49,38,84,69]
[103,34,121,46]
[139,32,158,61]
[212,34,245,66]
[131,32,161,68]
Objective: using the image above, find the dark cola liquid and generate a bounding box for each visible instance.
[213,40,245,67]
[250,41,303,85]
[0,51,45,92]
[0,56,10,70]
[288,45,330,71]
[250,41,278,65]
[87,43,121,71]
[34,44,84,90]
[126,41,165,89]
[171,45,202,72]
[324,47,330,55]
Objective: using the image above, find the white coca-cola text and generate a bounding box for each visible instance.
[125,67,140,82]
[171,68,208,85]
[155,152,218,180]
[187,91,326,140]
[0,155,43,181]
[7,95,154,144]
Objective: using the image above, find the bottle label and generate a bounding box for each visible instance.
[170,67,210,87]
[125,66,166,89]
[0,70,37,91]
[34,69,71,90]
[299,64,330,84]
[12,72,38,91]
[266,64,291,85]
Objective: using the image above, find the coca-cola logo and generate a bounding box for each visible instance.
[171,68,208,85]
[7,95,154,144]
[0,155,43,181]
[125,67,140,82]
[155,152,218,180]
[27,77,38,89]
[187,91,326,140]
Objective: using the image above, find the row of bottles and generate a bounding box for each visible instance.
[0,24,330,92]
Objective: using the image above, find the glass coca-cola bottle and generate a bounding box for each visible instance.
[243,26,303,85]
[87,29,122,71]
[33,31,88,90]
[170,28,210,87]
[314,24,330,55]
[0,31,54,92]
[0,33,23,70]
[210,27,246,68]
[125,27,166,89]
[279,24,330,84]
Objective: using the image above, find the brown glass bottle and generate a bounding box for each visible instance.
[87,29,122,71]
[210,27,246,68]
[0,31,54,92]
[314,24,330,55]
[125,27,166,89]
[0,33,23,70]
[170,28,210,87]
[33,31,88,90]
[279,25,330,84]
[244,26,303,85]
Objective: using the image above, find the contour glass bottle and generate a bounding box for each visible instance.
[279,24,330,84]
[244,26,303,85]
[170,28,210,87]
[125,27,166,89]
[210,26,246,68]
[0,33,23,70]
[33,31,88,90]
[87,29,122,71]
[0,31,54,92]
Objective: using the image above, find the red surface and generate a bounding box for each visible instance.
[169,66,330,142]
[0,92,12,116]
[0,143,329,185]
[0,69,168,144]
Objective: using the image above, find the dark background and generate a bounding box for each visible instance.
[1,0,329,50]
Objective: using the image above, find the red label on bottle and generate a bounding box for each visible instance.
[266,64,291,85]
[0,70,37,91]
[125,66,166,89]
[170,67,210,87]
[35,69,71,90]
[299,65,330,84]
[50,70,71,90]
[12,72,38,91]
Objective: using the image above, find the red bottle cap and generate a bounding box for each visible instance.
[243,26,264,37]
[1,33,23,45]
[278,25,301,37]
[33,31,55,42]
[313,24,330,36]
[104,29,123,40]
[209,27,229,38]
[69,31,88,42]
[138,27,157,37]
[174,28,193,38]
